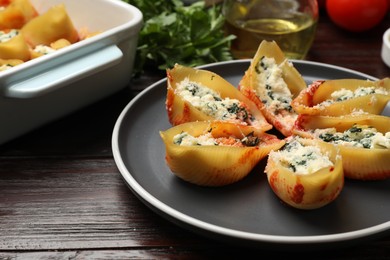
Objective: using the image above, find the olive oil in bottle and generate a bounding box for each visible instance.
[223,0,318,59]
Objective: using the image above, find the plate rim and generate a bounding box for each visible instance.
[111,60,389,247]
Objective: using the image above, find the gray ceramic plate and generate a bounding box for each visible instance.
[112,60,390,250]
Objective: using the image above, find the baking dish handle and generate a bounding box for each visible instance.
[4,45,123,98]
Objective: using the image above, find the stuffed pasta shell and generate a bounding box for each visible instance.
[265,136,344,210]
[166,64,272,132]
[160,121,285,186]
[0,0,38,29]
[239,40,307,137]
[292,78,390,116]
[294,114,390,180]
[0,29,30,61]
[21,4,79,47]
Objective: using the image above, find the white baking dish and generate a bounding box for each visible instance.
[0,0,142,145]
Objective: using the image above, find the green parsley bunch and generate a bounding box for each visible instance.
[123,0,235,77]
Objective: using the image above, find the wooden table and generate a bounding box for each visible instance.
[0,8,389,260]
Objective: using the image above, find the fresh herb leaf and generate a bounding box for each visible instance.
[123,0,235,77]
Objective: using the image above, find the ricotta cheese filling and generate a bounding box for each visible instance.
[312,125,390,149]
[317,86,389,107]
[33,45,56,55]
[269,138,333,175]
[173,131,259,147]
[175,78,255,125]
[255,56,296,118]
[0,29,19,43]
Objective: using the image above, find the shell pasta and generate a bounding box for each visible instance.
[166,63,272,132]
[160,121,285,186]
[239,41,307,136]
[291,78,390,116]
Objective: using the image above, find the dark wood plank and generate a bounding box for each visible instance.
[0,242,390,260]
[0,158,204,250]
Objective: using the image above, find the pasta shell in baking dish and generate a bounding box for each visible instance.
[0,32,30,61]
[160,121,285,187]
[238,40,307,137]
[0,0,38,29]
[294,114,390,180]
[292,78,390,116]
[166,64,272,132]
[21,4,79,47]
[265,136,344,210]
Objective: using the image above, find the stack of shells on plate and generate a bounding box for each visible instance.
[159,40,390,210]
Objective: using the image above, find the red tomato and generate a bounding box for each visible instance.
[326,0,389,32]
